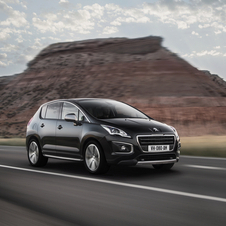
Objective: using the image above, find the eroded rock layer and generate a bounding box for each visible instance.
[0,36,226,137]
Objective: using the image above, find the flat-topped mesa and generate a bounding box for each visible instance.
[1,35,226,137]
[27,36,163,68]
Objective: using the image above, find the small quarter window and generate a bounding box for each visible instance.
[41,105,47,119]
[78,110,87,122]
[46,103,60,119]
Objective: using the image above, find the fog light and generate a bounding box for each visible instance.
[112,141,133,154]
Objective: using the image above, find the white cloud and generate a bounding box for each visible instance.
[108,5,151,26]
[214,30,222,34]
[59,0,70,8]
[142,1,226,33]
[0,44,20,52]
[0,52,11,68]
[192,31,199,36]
[32,7,96,34]
[0,61,7,67]
[16,34,24,43]
[0,1,28,27]
[110,15,150,26]
[3,0,27,9]
[48,36,61,41]
[20,1,27,9]
[84,3,104,19]
[199,24,210,29]
[102,26,118,34]
[110,20,121,26]
[184,49,224,58]
[105,3,122,13]
[0,28,12,40]
[197,50,220,56]
[177,21,188,29]
[0,53,7,60]
[0,58,12,67]
[59,0,69,3]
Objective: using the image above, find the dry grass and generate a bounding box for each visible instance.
[0,136,225,158]
[0,138,25,146]
[181,136,226,157]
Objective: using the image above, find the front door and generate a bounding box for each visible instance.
[55,102,83,159]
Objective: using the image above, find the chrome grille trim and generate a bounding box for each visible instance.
[136,134,176,153]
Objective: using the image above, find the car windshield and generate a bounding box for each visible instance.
[78,99,148,119]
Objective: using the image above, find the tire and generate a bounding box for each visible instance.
[84,141,109,174]
[152,163,174,170]
[27,139,48,167]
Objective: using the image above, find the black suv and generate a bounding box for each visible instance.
[26,98,181,174]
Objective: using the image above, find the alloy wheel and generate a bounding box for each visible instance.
[85,144,101,172]
[29,141,39,164]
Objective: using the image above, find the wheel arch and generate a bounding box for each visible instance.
[81,137,104,157]
[26,134,41,151]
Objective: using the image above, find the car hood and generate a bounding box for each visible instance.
[99,118,173,134]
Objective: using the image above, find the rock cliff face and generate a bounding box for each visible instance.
[0,36,226,137]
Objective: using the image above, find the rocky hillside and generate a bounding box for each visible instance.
[0,36,226,137]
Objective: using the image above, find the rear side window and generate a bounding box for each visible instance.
[41,105,47,119]
[45,103,60,119]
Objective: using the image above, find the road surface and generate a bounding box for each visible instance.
[0,146,226,226]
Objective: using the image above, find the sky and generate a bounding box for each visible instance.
[0,0,226,80]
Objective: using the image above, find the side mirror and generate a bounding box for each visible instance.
[64,113,78,123]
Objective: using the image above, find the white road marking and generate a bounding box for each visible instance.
[184,164,226,171]
[181,155,226,161]
[1,164,226,203]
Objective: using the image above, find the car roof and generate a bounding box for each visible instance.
[42,98,114,106]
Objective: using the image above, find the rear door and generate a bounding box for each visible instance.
[38,102,61,155]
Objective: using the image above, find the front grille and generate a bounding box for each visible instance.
[137,135,175,152]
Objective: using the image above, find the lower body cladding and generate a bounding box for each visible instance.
[101,135,181,166]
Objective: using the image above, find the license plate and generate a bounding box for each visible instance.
[148,145,169,152]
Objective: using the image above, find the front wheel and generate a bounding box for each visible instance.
[28,139,48,167]
[152,163,174,170]
[84,141,109,174]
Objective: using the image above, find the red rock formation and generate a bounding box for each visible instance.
[0,36,226,137]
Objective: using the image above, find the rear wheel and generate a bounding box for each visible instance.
[28,139,48,167]
[84,141,109,174]
[152,163,174,170]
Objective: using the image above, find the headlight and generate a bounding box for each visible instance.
[101,125,131,138]
[170,126,180,141]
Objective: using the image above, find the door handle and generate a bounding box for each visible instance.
[58,125,63,130]
[40,123,45,128]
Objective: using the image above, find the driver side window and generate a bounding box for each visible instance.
[61,102,78,120]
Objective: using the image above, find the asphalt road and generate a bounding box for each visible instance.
[0,146,226,226]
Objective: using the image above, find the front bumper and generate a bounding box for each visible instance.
[100,134,181,166]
